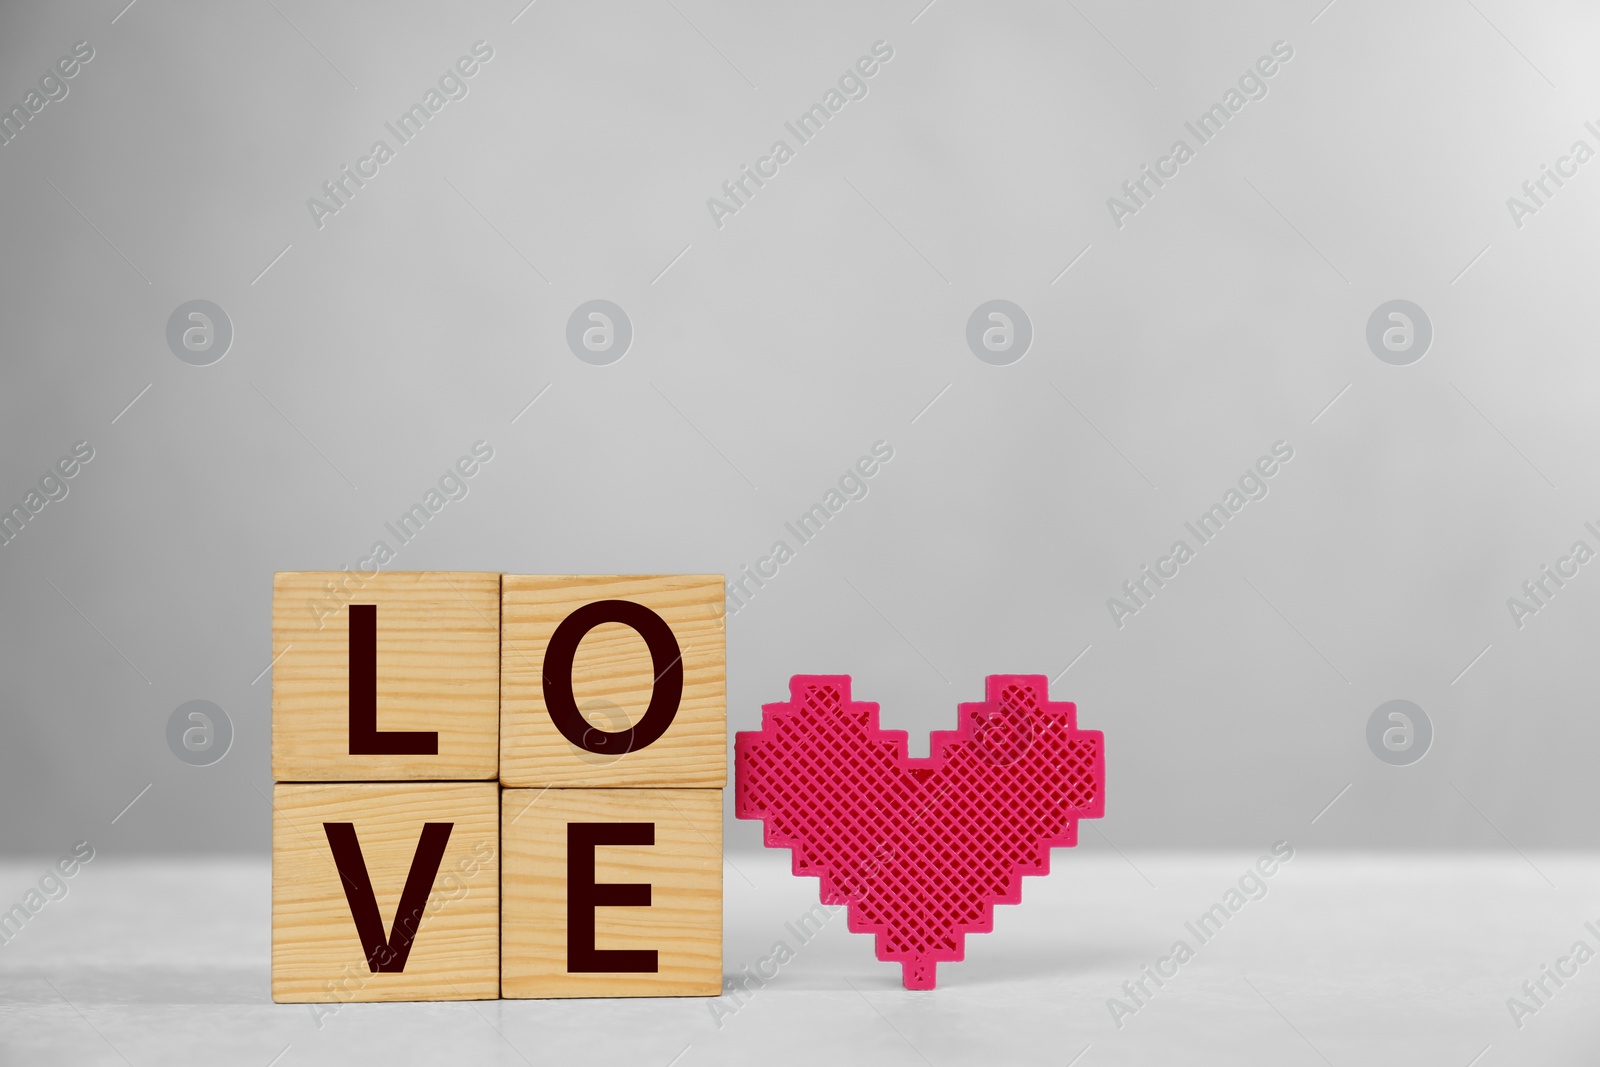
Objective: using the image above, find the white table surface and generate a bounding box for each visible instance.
[1,850,1596,1065]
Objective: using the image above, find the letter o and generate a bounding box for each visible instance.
[543,600,682,756]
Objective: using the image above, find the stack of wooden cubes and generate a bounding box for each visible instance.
[270,572,725,1002]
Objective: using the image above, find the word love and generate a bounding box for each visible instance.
[270,573,725,1003]
[736,675,1105,988]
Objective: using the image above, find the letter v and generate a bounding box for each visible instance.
[322,821,453,972]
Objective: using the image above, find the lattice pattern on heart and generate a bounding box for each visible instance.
[735,674,1105,989]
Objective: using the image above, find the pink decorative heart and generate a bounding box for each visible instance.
[736,674,1105,988]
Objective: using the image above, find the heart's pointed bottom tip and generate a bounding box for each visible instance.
[902,963,937,990]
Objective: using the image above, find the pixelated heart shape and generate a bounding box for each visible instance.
[736,675,1105,989]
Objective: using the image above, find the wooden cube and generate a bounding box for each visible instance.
[499,575,725,788]
[272,782,499,1002]
[501,787,722,998]
[272,571,500,781]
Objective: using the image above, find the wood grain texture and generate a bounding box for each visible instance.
[272,782,499,1002]
[499,575,725,787]
[501,788,722,998]
[272,571,500,781]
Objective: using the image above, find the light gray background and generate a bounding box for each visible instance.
[2,0,1596,865]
